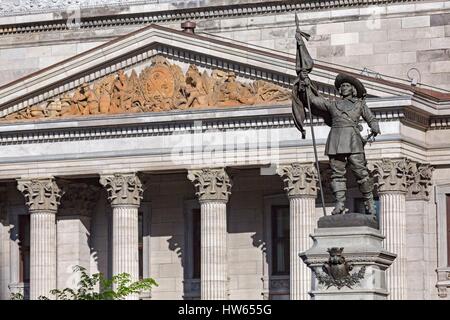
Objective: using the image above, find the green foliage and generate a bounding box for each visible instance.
[10,292,24,300]
[11,265,158,300]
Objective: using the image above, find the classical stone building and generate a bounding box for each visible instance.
[0,0,449,300]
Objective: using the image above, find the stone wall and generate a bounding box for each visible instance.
[0,1,449,90]
[145,174,188,300]
[142,171,285,299]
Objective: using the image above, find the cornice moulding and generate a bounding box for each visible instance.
[0,103,438,146]
[0,0,434,34]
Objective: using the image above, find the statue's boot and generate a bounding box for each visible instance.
[358,176,376,215]
[331,180,346,215]
[363,194,377,216]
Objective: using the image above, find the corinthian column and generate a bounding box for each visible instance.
[373,158,409,300]
[277,163,318,300]
[17,178,63,300]
[187,168,232,300]
[100,173,142,300]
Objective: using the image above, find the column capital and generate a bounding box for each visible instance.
[372,158,410,194]
[17,178,63,212]
[277,163,318,198]
[187,168,232,203]
[59,182,101,216]
[99,173,143,207]
[406,162,434,201]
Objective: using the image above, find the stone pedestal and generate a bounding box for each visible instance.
[188,168,232,300]
[300,214,396,300]
[100,173,143,300]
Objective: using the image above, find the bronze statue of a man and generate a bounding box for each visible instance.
[297,71,381,215]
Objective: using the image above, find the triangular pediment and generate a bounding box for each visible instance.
[0,24,440,122]
[2,56,292,121]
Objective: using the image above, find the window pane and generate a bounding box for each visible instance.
[276,242,285,272]
[447,195,450,266]
[138,211,143,280]
[193,209,201,279]
[271,206,289,275]
[18,215,30,283]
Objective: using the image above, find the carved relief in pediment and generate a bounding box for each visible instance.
[3,56,291,121]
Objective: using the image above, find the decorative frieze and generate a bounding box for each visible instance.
[99,173,143,207]
[277,163,318,198]
[17,178,63,212]
[59,182,100,216]
[0,0,155,17]
[3,57,290,121]
[187,168,231,203]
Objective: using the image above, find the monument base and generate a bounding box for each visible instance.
[300,214,396,300]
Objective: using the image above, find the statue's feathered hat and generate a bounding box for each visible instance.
[334,73,367,98]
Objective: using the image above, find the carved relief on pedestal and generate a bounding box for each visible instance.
[17,178,63,212]
[59,183,101,216]
[99,173,143,207]
[276,163,318,198]
[372,158,410,193]
[3,56,291,121]
[406,163,434,201]
[187,168,232,203]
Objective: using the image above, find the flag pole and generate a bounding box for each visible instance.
[295,14,327,217]
[305,85,327,217]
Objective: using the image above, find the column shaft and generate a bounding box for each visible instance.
[290,196,315,300]
[379,192,406,300]
[188,168,231,300]
[112,206,139,300]
[30,211,56,300]
[277,163,318,300]
[100,173,143,300]
[200,201,227,300]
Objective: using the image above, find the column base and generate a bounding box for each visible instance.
[300,218,396,300]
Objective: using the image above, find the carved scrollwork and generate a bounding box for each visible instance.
[3,56,291,121]
[17,178,63,212]
[99,173,143,207]
[276,163,318,198]
[187,168,232,203]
